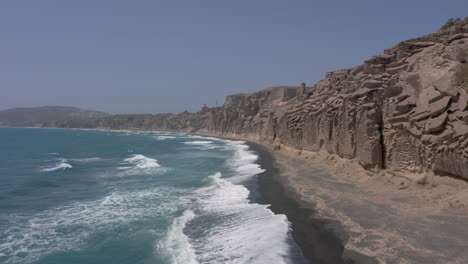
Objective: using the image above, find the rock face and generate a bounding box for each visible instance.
[53,19,468,179]
[0,106,109,127]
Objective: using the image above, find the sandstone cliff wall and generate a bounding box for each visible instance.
[52,19,468,179]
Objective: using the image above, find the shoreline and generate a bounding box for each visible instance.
[244,141,468,263]
[10,127,468,263]
[247,142,377,264]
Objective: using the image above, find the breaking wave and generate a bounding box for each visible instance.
[117,154,166,176]
[3,129,305,264]
[183,141,213,145]
[155,141,302,264]
[69,157,102,162]
[154,135,177,140]
[124,154,161,168]
[183,140,218,150]
[40,159,72,172]
[192,170,295,263]
[157,210,199,264]
[0,187,189,264]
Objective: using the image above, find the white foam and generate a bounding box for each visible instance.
[69,157,102,162]
[154,135,177,140]
[183,141,213,145]
[152,131,187,137]
[117,154,166,176]
[189,172,291,264]
[184,135,222,141]
[222,141,266,183]
[0,187,189,263]
[183,139,298,264]
[41,159,72,172]
[124,154,161,168]
[157,210,199,264]
[183,140,218,150]
[190,171,294,264]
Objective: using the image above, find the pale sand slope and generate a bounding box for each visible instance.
[273,147,468,264]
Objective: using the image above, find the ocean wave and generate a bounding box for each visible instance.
[40,159,73,172]
[223,141,266,183]
[124,154,161,168]
[154,135,177,140]
[183,140,218,150]
[154,156,278,264]
[0,187,189,264]
[181,139,301,264]
[69,157,102,162]
[192,169,296,264]
[183,141,213,145]
[157,210,199,264]
[117,154,166,176]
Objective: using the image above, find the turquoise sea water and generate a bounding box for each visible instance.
[0,127,305,264]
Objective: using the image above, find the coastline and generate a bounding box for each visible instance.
[247,142,377,264]
[14,127,468,263]
[243,140,468,263]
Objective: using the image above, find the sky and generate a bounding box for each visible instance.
[1,1,467,114]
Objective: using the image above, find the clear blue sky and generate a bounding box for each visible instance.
[1,1,467,114]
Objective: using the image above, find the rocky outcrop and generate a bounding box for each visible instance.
[52,18,468,180]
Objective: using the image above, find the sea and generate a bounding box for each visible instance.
[0,127,306,264]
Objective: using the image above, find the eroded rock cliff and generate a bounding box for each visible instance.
[52,19,468,179]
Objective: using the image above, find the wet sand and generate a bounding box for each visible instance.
[247,142,468,264]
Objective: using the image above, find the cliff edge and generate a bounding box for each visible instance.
[53,18,468,180]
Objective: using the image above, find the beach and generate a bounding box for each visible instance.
[5,126,467,263]
[246,141,468,264]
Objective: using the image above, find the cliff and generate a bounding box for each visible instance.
[52,19,468,180]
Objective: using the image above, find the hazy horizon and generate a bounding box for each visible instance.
[1,0,467,114]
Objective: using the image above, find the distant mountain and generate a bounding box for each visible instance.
[0,106,109,127]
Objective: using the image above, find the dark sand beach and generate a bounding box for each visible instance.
[249,142,377,264]
[247,142,468,264]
